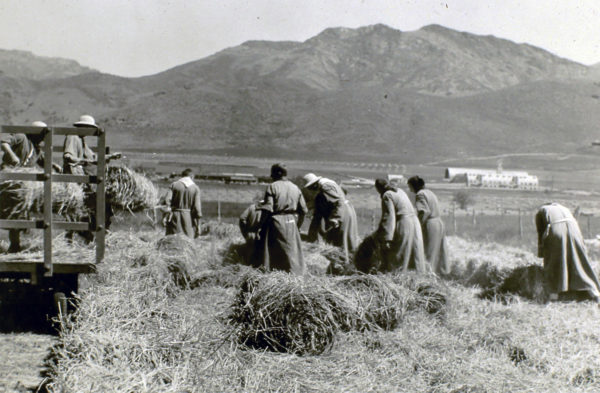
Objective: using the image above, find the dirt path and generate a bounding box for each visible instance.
[0,333,54,392]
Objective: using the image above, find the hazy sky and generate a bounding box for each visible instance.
[1,0,599,77]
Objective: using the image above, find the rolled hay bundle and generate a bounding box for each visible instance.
[155,234,202,289]
[480,264,547,303]
[229,271,356,355]
[354,233,382,274]
[106,165,159,212]
[0,167,85,221]
[333,274,413,330]
[199,221,242,239]
[303,242,347,276]
[393,274,449,316]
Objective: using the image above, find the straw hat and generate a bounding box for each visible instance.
[73,114,98,128]
[303,173,322,188]
[31,121,47,128]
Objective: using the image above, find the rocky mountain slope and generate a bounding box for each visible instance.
[1,24,599,163]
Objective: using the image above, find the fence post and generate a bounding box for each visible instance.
[472,209,476,227]
[588,215,592,239]
[217,194,221,222]
[518,208,523,240]
[452,203,457,235]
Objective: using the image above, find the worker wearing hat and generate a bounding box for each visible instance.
[257,163,308,274]
[63,115,121,242]
[303,173,359,265]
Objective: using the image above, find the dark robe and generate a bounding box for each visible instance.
[239,203,263,267]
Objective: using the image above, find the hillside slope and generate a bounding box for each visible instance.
[0,49,94,80]
[1,24,599,162]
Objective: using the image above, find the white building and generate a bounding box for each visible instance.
[446,167,538,190]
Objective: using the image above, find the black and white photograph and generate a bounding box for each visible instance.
[1,1,600,391]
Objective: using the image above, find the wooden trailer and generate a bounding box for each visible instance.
[0,124,107,316]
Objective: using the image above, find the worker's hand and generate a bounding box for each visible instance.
[247,232,258,241]
[328,219,341,229]
[107,152,122,161]
[382,241,393,251]
[9,156,20,166]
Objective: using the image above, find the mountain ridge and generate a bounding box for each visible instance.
[1,24,599,164]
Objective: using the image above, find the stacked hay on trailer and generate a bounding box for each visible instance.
[106,165,159,212]
[0,167,85,221]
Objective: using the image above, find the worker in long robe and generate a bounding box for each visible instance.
[0,121,47,252]
[375,178,426,273]
[408,176,450,276]
[239,200,263,267]
[535,202,600,302]
[63,115,121,242]
[165,168,202,238]
[303,173,359,264]
[258,164,308,274]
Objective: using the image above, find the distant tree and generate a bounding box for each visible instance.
[453,190,475,210]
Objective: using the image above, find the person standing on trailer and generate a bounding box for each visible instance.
[303,173,359,264]
[374,178,426,273]
[258,163,308,274]
[165,168,202,238]
[407,176,450,276]
[536,202,600,302]
[63,115,120,241]
[0,121,49,252]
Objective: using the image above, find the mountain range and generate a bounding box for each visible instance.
[1,24,600,164]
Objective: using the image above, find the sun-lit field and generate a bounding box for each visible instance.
[29,221,600,393]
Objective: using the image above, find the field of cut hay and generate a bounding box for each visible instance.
[42,222,600,393]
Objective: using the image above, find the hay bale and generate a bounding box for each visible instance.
[304,243,337,276]
[192,264,255,288]
[498,265,547,302]
[0,167,85,220]
[199,221,241,239]
[229,272,355,355]
[414,283,448,315]
[354,234,382,273]
[334,275,412,330]
[156,235,200,289]
[479,264,547,303]
[106,165,158,212]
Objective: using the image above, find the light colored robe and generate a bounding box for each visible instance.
[535,203,600,298]
[378,189,426,273]
[259,179,308,275]
[62,135,96,175]
[165,177,202,238]
[415,188,450,276]
[307,178,360,264]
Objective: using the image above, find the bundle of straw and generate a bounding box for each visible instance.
[334,275,413,330]
[354,233,383,273]
[0,167,85,221]
[480,264,547,303]
[106,165,158,212]
[229,272,356,355]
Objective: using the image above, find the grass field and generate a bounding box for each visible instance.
[22,221,598,393]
